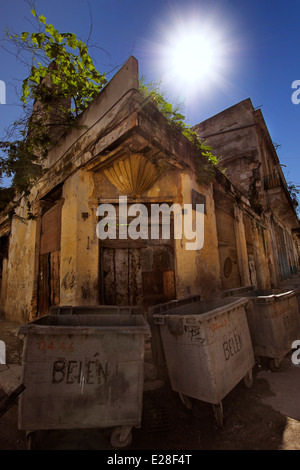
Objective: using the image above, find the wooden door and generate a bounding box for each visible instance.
[100,245,175,308]
[38,202,62,316]
[99,202,176,308]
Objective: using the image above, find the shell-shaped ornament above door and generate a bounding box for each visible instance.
[103,153,159,196]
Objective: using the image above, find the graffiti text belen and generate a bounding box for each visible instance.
[223,330,243,361]
[52,358,110,385]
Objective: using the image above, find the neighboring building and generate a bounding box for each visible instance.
[193,98,300,288]
[0,57,299,323]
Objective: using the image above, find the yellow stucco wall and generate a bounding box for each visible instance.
[60,169,98,306]
[2,200,37,322]
[175,172,222,299]
[58,163,223,307]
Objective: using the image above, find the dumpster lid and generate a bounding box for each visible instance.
[223,287,300,303]
[49,305,142,315]
[153,296,249,323]
[19,314,151,336]
[148,295,201,315]
[222,285,256,297]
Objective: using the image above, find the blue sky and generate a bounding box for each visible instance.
[0,0,300,189]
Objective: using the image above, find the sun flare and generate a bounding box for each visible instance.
[169,31,216,84]
[153,16,229,99]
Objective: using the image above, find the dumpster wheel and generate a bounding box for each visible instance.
[213,402,223,428]
[243,369,253,388]
[269,358,281,372]
[26,431,37,450]
[179,392,192,410]
[110,426,132,448]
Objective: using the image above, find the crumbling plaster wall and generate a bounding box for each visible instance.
[1,198,37,322]
[43,57,139,171]
[194,98,299,287]
[193,99,265,212]
[175,171,222,300]
[60,168,98,306]
[3,57,297,322]
[93,161,222,303]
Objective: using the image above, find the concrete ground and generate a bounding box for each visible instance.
[1,275,300,450]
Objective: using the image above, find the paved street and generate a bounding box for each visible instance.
[1,275,300,450]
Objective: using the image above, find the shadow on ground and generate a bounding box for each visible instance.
[0,316,299,450]
[1,363,296,451]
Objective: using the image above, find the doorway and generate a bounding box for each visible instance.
[38,199,63,316]
[98,202,176,310]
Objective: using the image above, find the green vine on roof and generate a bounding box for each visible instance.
[19,8,107,116]
[139,79,219,170]
[0,5,219,219]
[0,4,107,217]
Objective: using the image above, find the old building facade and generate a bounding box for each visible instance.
[193,99,300,289]
[0,57,299,323]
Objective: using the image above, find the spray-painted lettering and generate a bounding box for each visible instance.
[184,325,205,343]
[52,358,110,385]
[223,331,243,361]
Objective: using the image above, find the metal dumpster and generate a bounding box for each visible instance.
[153,296,255,427]
[148,295,201,367]
[18,314,151,448]
[49,305,142,315]
[223,286,300,370]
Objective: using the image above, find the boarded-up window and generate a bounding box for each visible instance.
[40,202,62,255]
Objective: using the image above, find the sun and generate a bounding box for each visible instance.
[152,16,229,98]
[169,31,216,84]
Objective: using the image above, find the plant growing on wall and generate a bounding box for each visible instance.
[19,9,107,116]
[0,3,107,215]
[287,183,300,215]
[139,79,220,183]
[0,4,220,219]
